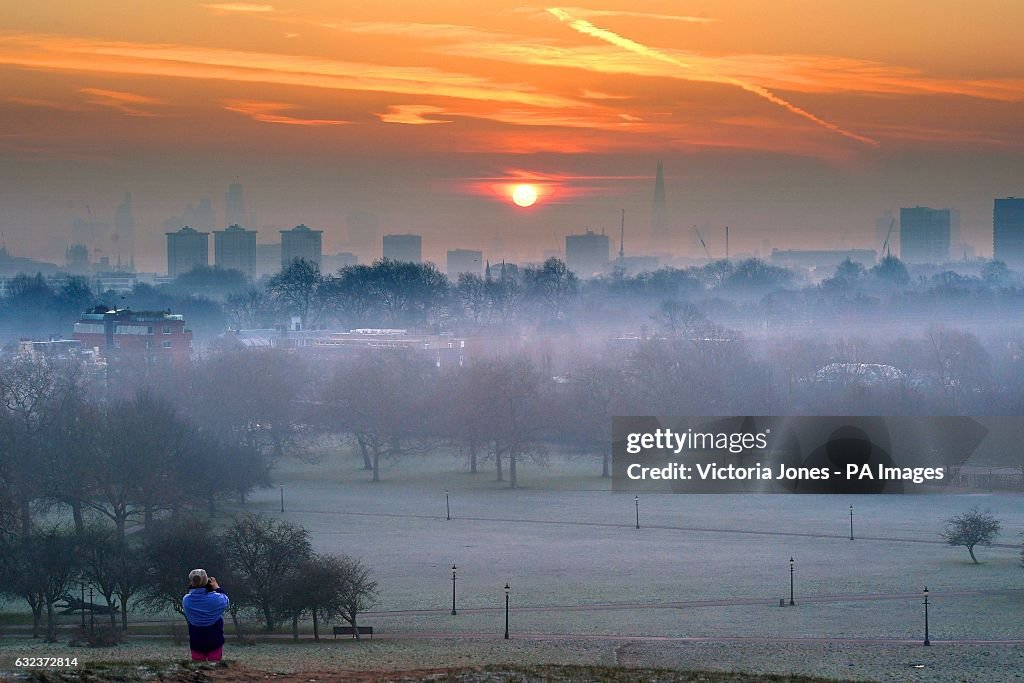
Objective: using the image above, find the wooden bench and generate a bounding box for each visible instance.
[333,625,373,639]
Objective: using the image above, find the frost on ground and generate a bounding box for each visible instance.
[2,637,1022,683]
[2,453,1022,683]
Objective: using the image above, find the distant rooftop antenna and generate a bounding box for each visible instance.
[619,209,625,260]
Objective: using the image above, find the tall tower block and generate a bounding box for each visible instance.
[650,160,669,250]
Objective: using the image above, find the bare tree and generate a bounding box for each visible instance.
[323,353,434,482]
[332,556,378,640]
[524,257,578,322]
[222,514,312,631]
[941,507,1001,564]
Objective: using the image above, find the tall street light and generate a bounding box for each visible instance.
[849,505,854,541]
[789,557,795,606]
[80,579,86,628]
[635,495,640,529]
[451,564,457,615]
[446,489,451,521]
[504,583,510,639]
[923,586,930,646]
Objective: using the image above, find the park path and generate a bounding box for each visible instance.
[359,587,1024,618]
[285,505,1022,549]
[370,631,1024,646]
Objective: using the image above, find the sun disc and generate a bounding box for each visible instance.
[511,184,538,207]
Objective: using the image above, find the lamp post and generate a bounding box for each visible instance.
[88,587,95,634]
[789,557,795,606]
[504,583,510,639]
[635,495,640,529]
[280,484,284,513]
[446,489,451,521]
[923,587,930,646]
[849,505,854,541]
[451,564,457,615]
[80,579,86,628]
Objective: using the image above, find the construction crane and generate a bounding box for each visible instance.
[880,217,895,258]
[694,226,712,261]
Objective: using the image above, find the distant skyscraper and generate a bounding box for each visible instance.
[994,197,1024,267]
[166,226,209,278]
[114,192,135,262]
[280,224,323,268]
[899,207,950,263]
[225,182,247,228]
[383,234,422,263]
[447,249,483,278]
[347,210,380,260]
[650,160,669,249]
[256,243,282,278]
[322,252,359,272]
[214,224,257,279]
[565,230,610,278]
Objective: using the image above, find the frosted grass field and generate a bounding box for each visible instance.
[244,451,1024,642]
[2,449,1023,681]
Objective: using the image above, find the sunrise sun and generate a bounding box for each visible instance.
[511,184,538,207]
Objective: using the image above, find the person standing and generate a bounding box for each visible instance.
[182,569,230,661]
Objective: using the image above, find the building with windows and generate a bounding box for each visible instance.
[994,197,1024,268]
[565,230,610,278]
[446,249,483,278]
[280,224,323,268]
[166,226,209,278]
[899,206,950,264]
[383,234,422,263]
[72,306,193,365]
[214,224,257,279]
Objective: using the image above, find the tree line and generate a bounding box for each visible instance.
[5,255,1024,345]
[0,513,375,642]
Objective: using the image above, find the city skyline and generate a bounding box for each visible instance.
[1,1,1023,270]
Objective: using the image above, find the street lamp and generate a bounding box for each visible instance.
[446,489,451,521]
[923,587,930,646]
[789,557,795,606]
[504,583,510,639]
[80,579,86,628]
[635,495,640,529]
[88,587,95,634]
[280,484,284,513]
[849,505,854,541]
[451,564,457,615]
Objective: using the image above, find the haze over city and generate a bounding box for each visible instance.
[2,1,1024,271]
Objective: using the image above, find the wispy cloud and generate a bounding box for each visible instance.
[222,100,349,126]
[6,96,88,112]
[548,7,714,24]
[377,105,451,125]
[547,7,878,146]
[0,34,583,111]
[201,3,274,13]
[79,87,164,116]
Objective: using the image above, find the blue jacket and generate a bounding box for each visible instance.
[183,587,229,654]
[183,587,230,626]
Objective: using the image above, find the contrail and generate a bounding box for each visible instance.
[547,7,878,147]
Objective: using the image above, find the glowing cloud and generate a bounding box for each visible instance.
[547,7,878,146]
[377,105,451,125]
[222,100,349,126]
[79,87,164,117]
[202,3,274,13]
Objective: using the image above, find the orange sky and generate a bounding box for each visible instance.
[2,1,1023,267]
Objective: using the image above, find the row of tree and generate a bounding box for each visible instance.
[0,514,376,641]
[6,255,1024,345]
